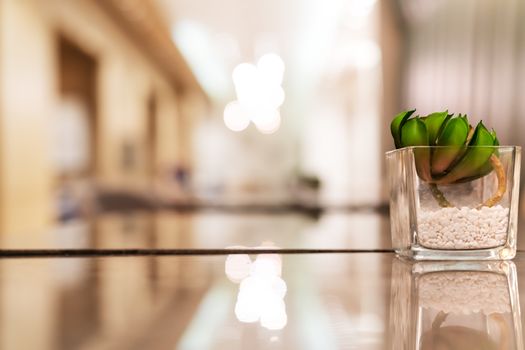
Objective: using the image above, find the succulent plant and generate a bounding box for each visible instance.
[390,110,506,207]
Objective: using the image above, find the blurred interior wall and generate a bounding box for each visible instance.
[400,0,525,179]
[0,0,202,233]
[0,0,55,234]
[52,0,183,189]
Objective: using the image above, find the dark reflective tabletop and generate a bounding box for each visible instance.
[1,211,525,349]
[0,211,392,251]
[1,252,525,349]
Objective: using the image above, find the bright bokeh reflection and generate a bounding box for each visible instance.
[225,253,252,283]
[251,253,282,277]
[225,244,288,330]
[224,53,285,134]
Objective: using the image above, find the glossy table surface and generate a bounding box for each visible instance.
[1,211,525,349]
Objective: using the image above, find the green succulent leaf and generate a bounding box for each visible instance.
[431,116,470,175]
[423,111,449,145]
[400,117,432,181]
[437,115,470,146]
[390,109,415,148]
[400,117,427,146]
[436,121,496,184]
[456,126,499,183]
[491,130,500,146]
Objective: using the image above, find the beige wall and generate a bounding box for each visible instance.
[0,0,192,234]
[0,0,55,235]
[49,0,182,188]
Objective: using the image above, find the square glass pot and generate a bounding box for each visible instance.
[386,146,521,260]
[389,258,523,349]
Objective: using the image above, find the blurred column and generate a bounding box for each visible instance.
[379,0,404,202]
[0,0,55,234]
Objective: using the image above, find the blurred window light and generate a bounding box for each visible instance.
[223,101,250,132]
[346,0,377,18]
[331,38,381,72]
[351,39,381,69]
[342,0,378,30]
[173,21,232,100]
[214,33,242,62]
[53,98,90,173]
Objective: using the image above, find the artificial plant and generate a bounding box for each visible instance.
[390,110,506,208]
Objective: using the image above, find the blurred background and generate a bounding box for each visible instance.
[0,0,525,236]
[2,1,525,349]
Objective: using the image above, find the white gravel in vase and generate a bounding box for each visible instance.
[418,272,510,315]
[417,205,509,249]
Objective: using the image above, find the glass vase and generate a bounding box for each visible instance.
[389,258,523,349]
[386,146,521,260]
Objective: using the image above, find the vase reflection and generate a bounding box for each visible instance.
[390,258,523,349]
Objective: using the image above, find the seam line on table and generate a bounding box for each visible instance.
[3,248,524,258]
[0,248,395,258]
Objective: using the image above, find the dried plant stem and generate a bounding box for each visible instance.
[429,183,452,208]
[432,311,448,330]
[490,314,509,350]
[482,154,507,208]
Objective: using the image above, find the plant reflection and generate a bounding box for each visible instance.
[389,259,523,350]
[420,311,508,350]
[225,243,287,330]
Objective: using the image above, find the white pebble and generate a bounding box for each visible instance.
[419,272,510,314]
[418,205,509,249]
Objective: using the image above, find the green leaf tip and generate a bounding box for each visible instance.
[400,117,428,147]
[390,109,415,148]
[423,111,449,145]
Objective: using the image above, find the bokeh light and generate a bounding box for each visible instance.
[251,253,282,277]
[225,246,288,331]
[232,63,258,88]
[257,53,285,86]
[223,101,250,131]
[224,53,286,134]
[254,110,281,134]
[225,253,252,282]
